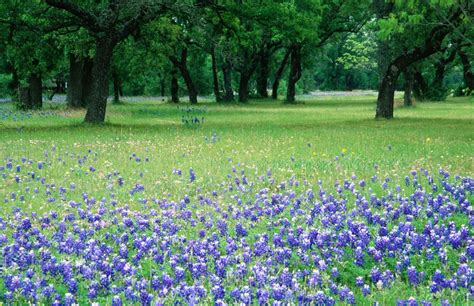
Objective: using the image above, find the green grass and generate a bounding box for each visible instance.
[1,96,472,185]
[0,95,472,305]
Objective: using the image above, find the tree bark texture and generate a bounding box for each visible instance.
[84,38,114,123]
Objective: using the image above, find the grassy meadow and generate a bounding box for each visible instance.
[0,95,472,305]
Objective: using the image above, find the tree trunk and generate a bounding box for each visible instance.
[376,64,399,118]
[49,79,66,100]
[238,72,251,102]
[29,73,43,109]
[19,73,42,110]
[413,69,428,101]
[345,73,354,91]
[272,49,291,100]
[375,11,461,118]
[459,51,474,90]
[180,64,198,104]
[19,86,31,109]
[81,57,94,107]
[286,44,302,103]
[256,49,270,98]
[84,38,114,123]
[222,60,234,102]
[171,68,179,103]
[67,53,84,108]
[170,49,198,104]
[433,63,446,90]
[427,48,457,101]
[211,47,221,102]
[403,69,413,106]
[238,49,259,103]
[112,70,120,104]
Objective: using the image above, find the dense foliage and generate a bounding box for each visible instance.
[0,0,472,121]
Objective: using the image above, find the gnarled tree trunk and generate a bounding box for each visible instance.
[84,38,115,123]
[286,44,302,103]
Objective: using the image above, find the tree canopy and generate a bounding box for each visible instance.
[0,0,472,121]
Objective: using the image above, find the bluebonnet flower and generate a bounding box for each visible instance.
[112,295,122,306]
[211,284,225,300]
[64,293,76,305]
[407,266,419,285]
[362,284,371,296]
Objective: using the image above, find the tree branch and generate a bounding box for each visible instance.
[44,0,101,32]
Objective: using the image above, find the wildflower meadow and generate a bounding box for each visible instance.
[0,96,472,305]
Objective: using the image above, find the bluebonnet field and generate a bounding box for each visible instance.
[0,97,472,305]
